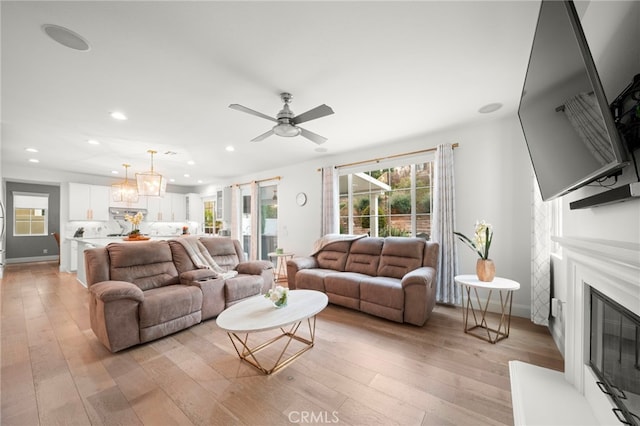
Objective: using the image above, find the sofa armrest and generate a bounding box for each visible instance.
[180,269,219,283]
[286,256,318,289]
[401,267,437,326]
[401,266,436,289]
[235,260,273,275]
[89,281,144,303]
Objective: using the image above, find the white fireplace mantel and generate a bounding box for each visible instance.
[510,236,640,426]
[559,236,639,425]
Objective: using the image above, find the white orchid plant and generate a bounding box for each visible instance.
[265,285,289,307]
[124,211,144,235]
[454,220,493,260]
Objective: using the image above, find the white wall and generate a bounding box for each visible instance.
[218,114,535,317]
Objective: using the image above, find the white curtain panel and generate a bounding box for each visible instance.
[564,92,614,165]
[432,143,460,305]
[321,166,339,235]
[531,174,551,325]
[230,186,240,242]
[250,181,259,261]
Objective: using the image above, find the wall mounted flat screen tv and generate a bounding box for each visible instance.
[518,0,628,201]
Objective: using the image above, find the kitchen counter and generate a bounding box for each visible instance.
[68,236,178,247]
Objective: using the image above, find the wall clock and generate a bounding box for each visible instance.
[296,192,307,206]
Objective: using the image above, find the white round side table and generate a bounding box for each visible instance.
[454,274,520,344]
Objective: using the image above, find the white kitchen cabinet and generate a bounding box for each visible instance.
[170,193,186,222]
[69,183,110,221]
[146,193,186,222]
[187,193,203,224]
[146,197,162,222]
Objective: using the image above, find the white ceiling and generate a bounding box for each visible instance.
[1,1,541,187]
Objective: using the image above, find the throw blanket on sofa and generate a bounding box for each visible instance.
[311,233,368,256]
[175,236,238,279]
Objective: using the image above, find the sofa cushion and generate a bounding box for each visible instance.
[139,284,202,328]
[359,276,404,310]
[377,237,425,279]
[295,268,336,292]
[107,241,180,291]
[224,275,263,303]
[345,237,384,276]
[315,241,352,271]
[168,240,198,273]
[324,272,363,299]
[199,237,242,270]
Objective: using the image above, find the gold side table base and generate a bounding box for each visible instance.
[463,286,514,344]
[226,316,318,375]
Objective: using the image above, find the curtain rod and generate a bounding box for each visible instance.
[230,175,281,188]
[318,143,459,171]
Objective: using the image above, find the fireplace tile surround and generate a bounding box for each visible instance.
[511,236,640,425]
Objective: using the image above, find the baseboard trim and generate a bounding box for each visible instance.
[6,255,59,264]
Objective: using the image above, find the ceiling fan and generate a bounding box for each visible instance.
[229,92,334,144]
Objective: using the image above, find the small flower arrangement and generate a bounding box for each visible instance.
[454,220,493,260]
[125,211,144,236]
[265,285,289,308]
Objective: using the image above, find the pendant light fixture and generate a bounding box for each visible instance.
[112,163,139,203]
[136,149,167,197]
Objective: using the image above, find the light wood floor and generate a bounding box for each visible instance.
[1,261,563,426]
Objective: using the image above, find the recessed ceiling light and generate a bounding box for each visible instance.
[197,180,203,184]
[183,174,190,178]
[111,170,119,174]
[169,178,176,182]
[87,139,100,145]
[29,159,39,163]
[25,148,39,153]
[42,24,90,51]
[225,146,235,152]
[187,160,195,166]
[478,103,503,114]
[110,111,127,120]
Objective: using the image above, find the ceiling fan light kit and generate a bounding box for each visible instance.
[273,123,301,137]
[229,92,334,145]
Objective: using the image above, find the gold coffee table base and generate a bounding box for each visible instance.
[226,316,317,375]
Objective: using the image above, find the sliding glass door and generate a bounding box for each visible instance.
[260,185,278,260]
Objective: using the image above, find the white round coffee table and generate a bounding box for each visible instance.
[455,275,520,344]
[216,289,328,374]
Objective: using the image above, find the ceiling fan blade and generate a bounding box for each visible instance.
[299,127,328,145]
[251,129,275,142]
[229,104,277,122]
[292,104,334,125]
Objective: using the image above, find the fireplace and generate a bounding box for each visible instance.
[589,287,640,424]
[559,237,640,424]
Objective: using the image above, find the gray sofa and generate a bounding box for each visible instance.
[84,237,273,352]
[286,236,439,326]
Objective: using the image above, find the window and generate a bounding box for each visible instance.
[203,199,215,234]
[550,197,562,254]
[259,184,278,260]
[13,192,49,236]
[339,158,434,238]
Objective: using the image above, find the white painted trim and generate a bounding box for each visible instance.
[554,236,640,422]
